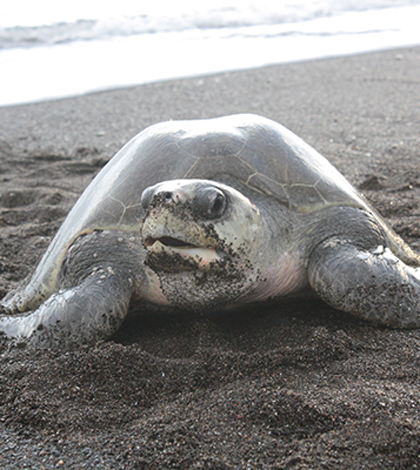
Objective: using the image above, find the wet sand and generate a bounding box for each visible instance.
[1,47,420,469]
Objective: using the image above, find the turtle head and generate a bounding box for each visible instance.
[140,179,264,310]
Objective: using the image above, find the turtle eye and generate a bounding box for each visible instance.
[193,187,227,220]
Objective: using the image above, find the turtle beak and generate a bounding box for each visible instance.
[144,235,221,271]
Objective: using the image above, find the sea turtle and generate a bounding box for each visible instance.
[1,114,420,348]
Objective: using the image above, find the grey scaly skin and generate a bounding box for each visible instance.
[304,206,420,329]
[0,232,139,348]
[1,114,420,349]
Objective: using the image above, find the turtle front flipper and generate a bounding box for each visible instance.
[0,230,142,348]
[308,239,420,328]
[0,269,133,348]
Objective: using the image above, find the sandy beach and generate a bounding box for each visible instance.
[1,46,420,469]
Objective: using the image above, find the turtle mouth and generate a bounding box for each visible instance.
[144,236,221,271]
[145,236,195,249]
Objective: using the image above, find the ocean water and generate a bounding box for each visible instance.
[1,0,420,107]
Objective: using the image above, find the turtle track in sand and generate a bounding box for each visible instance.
[0,145,106,298]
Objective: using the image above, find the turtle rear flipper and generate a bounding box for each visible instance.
[0,270,133,348]
[308,239,420,328]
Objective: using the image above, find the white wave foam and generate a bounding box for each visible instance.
[1,0,419,48]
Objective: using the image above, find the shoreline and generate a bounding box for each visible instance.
[1,46,420,469]
[3,1,420,108]
[1,42,417,110]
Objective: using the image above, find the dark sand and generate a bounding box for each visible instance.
[1,47,420,469]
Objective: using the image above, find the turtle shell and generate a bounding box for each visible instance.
[6,114,369,311]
